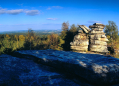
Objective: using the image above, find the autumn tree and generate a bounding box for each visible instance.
[62,21,69,31]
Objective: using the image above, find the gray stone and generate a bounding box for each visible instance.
[0,54,83,86]
[11,49,119,85]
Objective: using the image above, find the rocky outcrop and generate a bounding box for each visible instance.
[11,49,119,85]
[0,54,83,86]
[79,25,90,33]
[70,23,109,53]
[70,30,89,51]
[89,23,108,53]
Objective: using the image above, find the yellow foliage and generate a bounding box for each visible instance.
[19,35,25,41]
[31,36,34,40]
[106,35,110,39]
[15,35,18,40]
[6,34,10,39]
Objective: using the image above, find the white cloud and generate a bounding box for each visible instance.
[7,9,23,15]
[47,18,57,20]
[0,9,6,14]
[25,10,40,16]
[47,6,63,10]
[87,20,102,23]
[0,7,40,16]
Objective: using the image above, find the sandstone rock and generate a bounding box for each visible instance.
[90,48,108,52]
[90,40,107,45]
[89,25,105,29]
[93,23,105,26]
[70,30,89,52]
[12,49,119,85]
[90,34,106,39]
[79,25,90,33]
[89,23,108,53]
[90,45,107,49]
[91,28,103,31]
[78,30,83,33]
[97,37,109,41]
[71,23,108,53]
[90,30,104,34]
[71,46,88,51]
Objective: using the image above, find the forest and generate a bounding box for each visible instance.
[0,21,119,58]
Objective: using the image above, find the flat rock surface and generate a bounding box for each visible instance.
[12,49,119,85]
[0,54,90,86]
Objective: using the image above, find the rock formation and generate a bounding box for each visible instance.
[89,23,108,53]
[70,23,109,53]
[70,26,90,51]
[11,49,119,85]
[1,49,119,85]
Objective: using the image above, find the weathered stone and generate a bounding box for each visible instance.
[71,23,108,53]
[90,33,106,35]
[89,23,108,53]
[90,40,107,45]
[89,25,105,29]
[93,23,105,26]
[78,30,83,33]
[70,40,89,46]
[90,48,108,52]
[79,25,90,33]
[11,49,119,85]
[90,45,107,49]
[71,30,89,52]
[71,46,88,51]
[90,30,104,34]
[91,28,103,31]
[0,54,80,86]
[97,37,109,41]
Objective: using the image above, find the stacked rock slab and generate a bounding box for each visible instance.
[70,25,90,52]
[89,23,108,53]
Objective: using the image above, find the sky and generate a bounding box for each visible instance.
[0,0,119,32]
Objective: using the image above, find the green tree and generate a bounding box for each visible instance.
[60,23,78,51]
[69,24,77,35]
[104,21,118,44]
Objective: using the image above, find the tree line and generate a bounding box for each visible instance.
[0,22,79,55]
[0,21,119,58]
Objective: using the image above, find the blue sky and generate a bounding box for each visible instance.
[0,0,119,32]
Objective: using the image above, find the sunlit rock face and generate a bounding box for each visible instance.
[70,30,89,52]
[89,23,108,53]
[11,49,119,85]
[70,23,109,53]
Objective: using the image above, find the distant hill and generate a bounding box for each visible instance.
[0,30,61,36]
